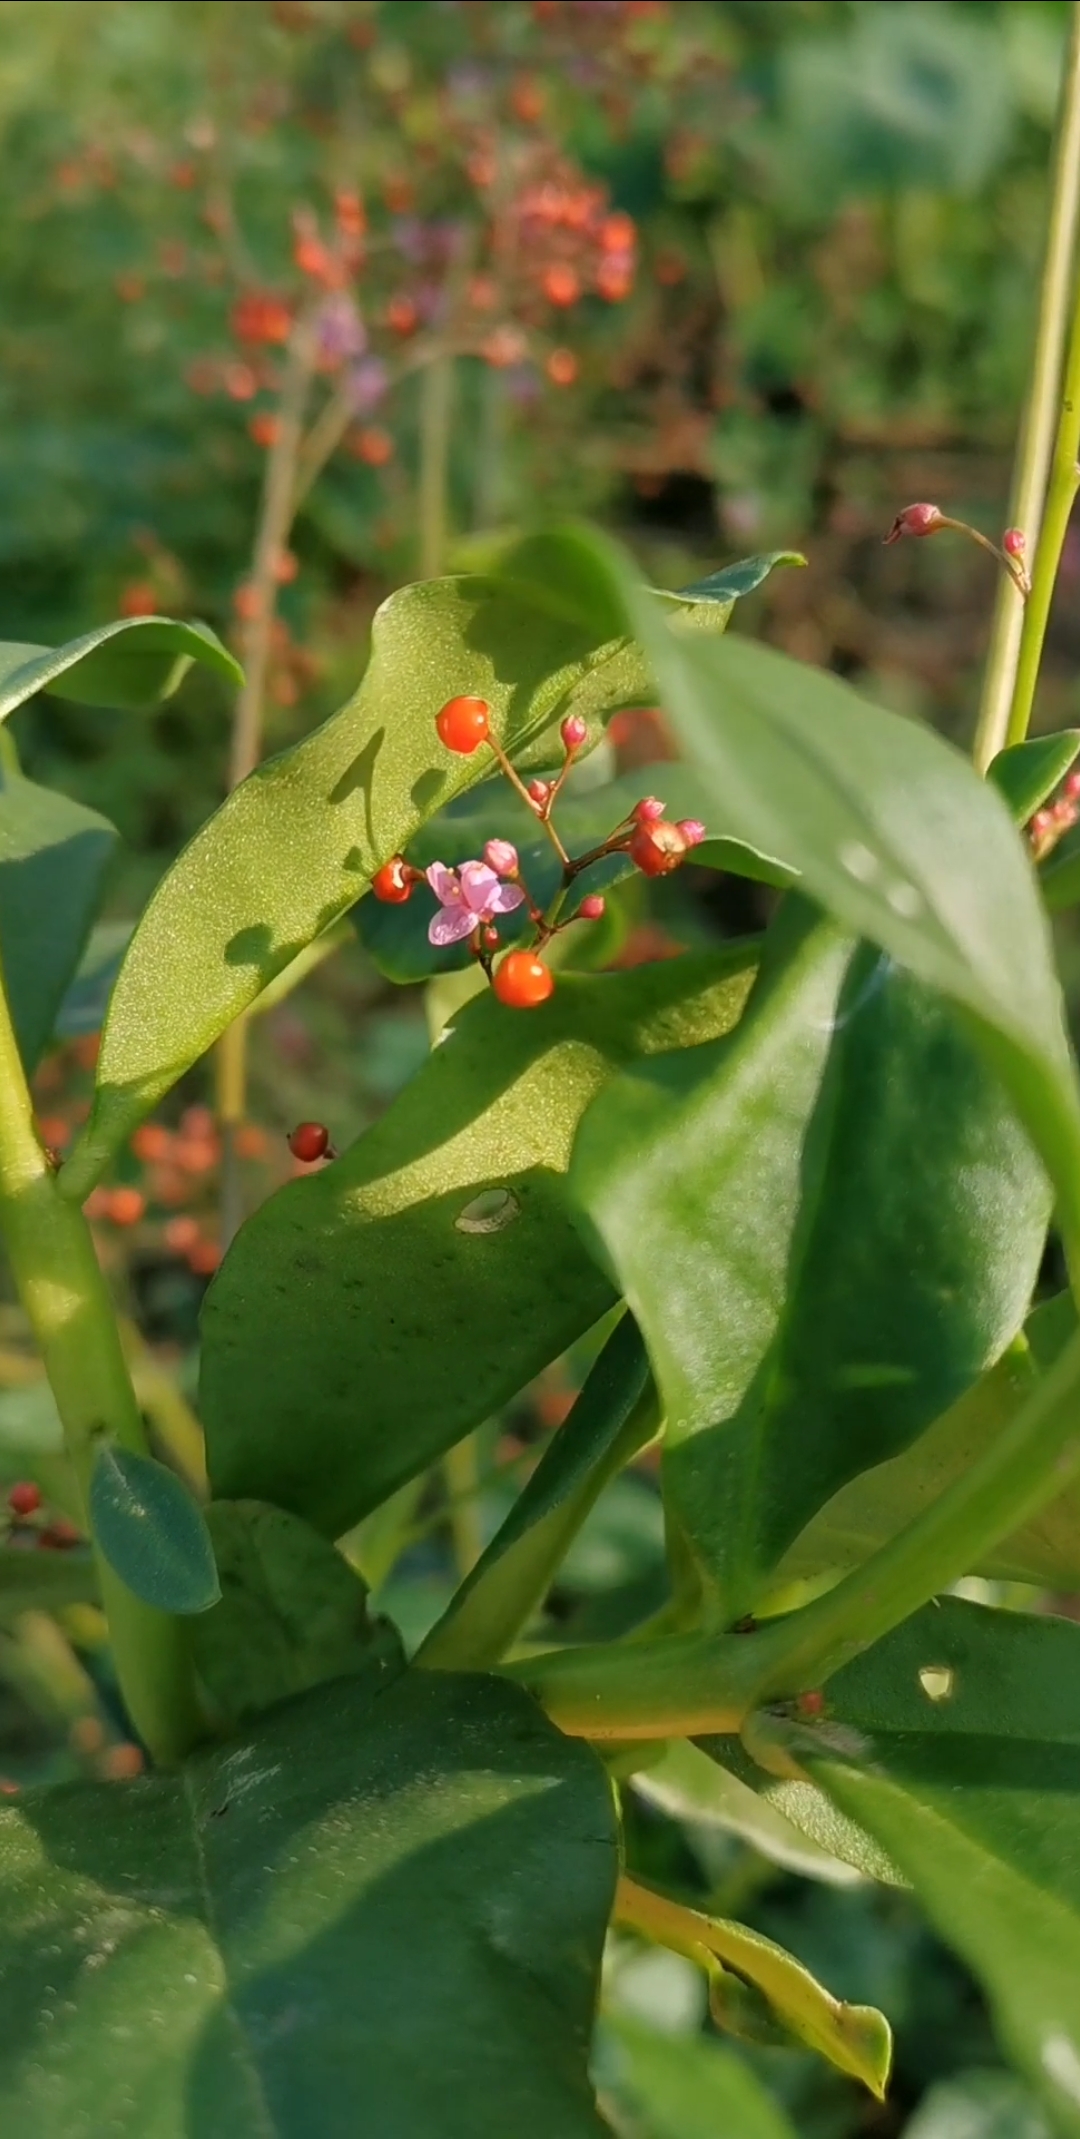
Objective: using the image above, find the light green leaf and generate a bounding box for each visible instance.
[89,1444,220,1615]
[751,1599,1080,2136]
[0,616,241,721]
[632,1738,863,1885]
[201,948,757,1537]
[0,1670,617,2137]
[192,1499,403,1726]
[0,769,117,1069]
[989,732,1080,826]
[666,549,806,617]
[418,1312,657,1670]
[600,2014,798,2139]
[571,897,1047,1614]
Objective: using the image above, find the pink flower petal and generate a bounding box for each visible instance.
[425,861,460,905]
[488,881,525,915]
[459,861,502,914]
[428,906,478,947]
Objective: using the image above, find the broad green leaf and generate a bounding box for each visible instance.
[89,1444,219,1615]
[571,897,1048,1616]
[418,1311,657,1670]
[201,948,757,1537]
[780,1291,1080,1591]
[358,762,791,985]
[0,769,117,1070]
[192,1499,403,1726]
[632,1738,863,1885]
[599,2014,799,2139]
[749,1599,1080,2137]
[905,2070,1053,2139]
[576,529,1080,1235]
[0,616,241,721]
[989,732,1080,826]
[667,550,806,616]
[0,1669,617,2137]
[615,1875,890,2094]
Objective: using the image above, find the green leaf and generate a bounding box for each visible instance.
[750,1598,1080,2136]
[191,1499,404,1726]
[600,2014,799,2139]
[0,1669,617,2137]
[60,535,654,1197]
[358,763,791,986]
[53,920,131,1040]
[577,529,1080,1238]
[0,770,117,1070]
[780,1291,1080,1591]
[89,1444,220,1615]
[666,549,806,618]
[571,897,1048,1615]
[988,732,1080,825]
[1040,823,1080,913]
[0,616,241,721]
[632,1738,863,1885]
[201,948,757,1537]
[418,1312,657,1669]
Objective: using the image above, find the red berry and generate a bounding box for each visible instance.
[1065,771,1080,801]
[546,347,578,388]
[579,894,605,920]
[629,820,689,877]
[38,1518,80,1551]
[7,1482,40,1518]
[542,263,579,308]
[561,714,588,750]
[1003,527,1026,558]
[600,211,636,254]
[632,795,666,823]
[387,294,419,337]
[288,1121,331,1163]
[884,501,945,544]
[796,1689,826,1719]
[436,695,491,754]
[493,951,555,1008]
[372,857,413,903]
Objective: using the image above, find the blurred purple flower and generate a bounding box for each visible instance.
[347,357,390,413]
[316,295,366,365]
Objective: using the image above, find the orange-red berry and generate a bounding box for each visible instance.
[8,1481,41,1518]
[106,1187,146,1227]
[542,262,579,308]
[796,1689,826,1719]
[436,695,490,754]
[387,294,419,336]
[493,951,555,1008]
[546,347,578,387]
[288,1121,331,1163]
[629,819,689,877]
[372,857,414,903]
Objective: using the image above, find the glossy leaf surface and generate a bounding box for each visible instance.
[571,899,1047,1614]
[988,731,1080,825]
[601,2015,798,2139]
[632,1738,862,1885]
[418,1311,656,1669]
[89,1444,220,1615]
[192,1499,403,1726]
[0,615,241,720]
[0,770,117,1069]
[0,1670,617,2137]
[202,950,756,1536]
[757,1600,1080,2137]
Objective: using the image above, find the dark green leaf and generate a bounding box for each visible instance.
[201,948,756,1537]
[0,1670,617,2138]
[748,1599,1080,2136]
[192,1499,403,1726]
[0,770,117,1070]
[0,616,241,720]
[571,897,1047,1615]
[89,1444,219,1615]
[600,2014,799,2139]
[780,1291,1080,1591]
[418,1312,656,1669]
[61,536,654,1197]
[668,549,806,616]
[988,733,1080,826]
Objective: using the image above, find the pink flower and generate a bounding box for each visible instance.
[483,838,519,876]
[425,859,525,946]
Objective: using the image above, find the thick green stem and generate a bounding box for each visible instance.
[509,1321,1080,1738]
[974,3,1080,770]
[0,973,201,1765]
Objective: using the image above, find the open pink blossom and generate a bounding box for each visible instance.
[425,859,525,946]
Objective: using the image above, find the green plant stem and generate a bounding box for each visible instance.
[418,352,454,580]
[507,1322,1080,1738]
[0,965,201,1765]
[974,2,1080,770]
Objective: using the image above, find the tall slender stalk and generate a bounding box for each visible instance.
[973,3,1080,769]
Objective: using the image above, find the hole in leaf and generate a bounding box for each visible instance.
[454,1187,520,1235]
[918,1664,954,1703]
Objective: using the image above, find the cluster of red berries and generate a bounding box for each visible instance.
[4,1479,81,1552]
[369,694,705,1009]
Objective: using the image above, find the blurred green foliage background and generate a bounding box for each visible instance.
[0,4,1075,2134]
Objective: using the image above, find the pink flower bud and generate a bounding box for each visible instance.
[483,838,519,876]
[676,818,706,847]
[632,795,666,823]
[1064,771,1080,802]
[560,714,588,750]
[884,502,945,545]
[579,894,605,920]
[1003,527,1026,559]
[1031,808,1054,839]
[527,778,551,808]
